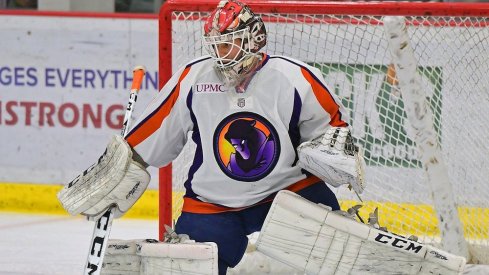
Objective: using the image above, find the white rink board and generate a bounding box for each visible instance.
[0,14,160,188]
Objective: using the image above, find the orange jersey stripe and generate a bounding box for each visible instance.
[126,67,191,147]
[300,68,347,127]
[285,175,320,193]
[181,175,321,214]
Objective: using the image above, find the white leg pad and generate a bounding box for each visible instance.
[138,241,218,275]
[102,239,143,274]
[256,190,466,275]
[102,239,218,275]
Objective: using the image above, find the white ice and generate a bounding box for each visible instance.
[0,213,158,275]
[1,213,488,275]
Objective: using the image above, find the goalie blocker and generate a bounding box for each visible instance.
[256,190,466,275]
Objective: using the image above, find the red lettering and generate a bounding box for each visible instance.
[1,100,124,129]
[106,104,124,129]
[58,103,79,127]
[5,101,18,125]
[83,104,102,128]
[39,102,56,126]
[19,101,37,126]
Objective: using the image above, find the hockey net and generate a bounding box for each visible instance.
[159,0,489,264]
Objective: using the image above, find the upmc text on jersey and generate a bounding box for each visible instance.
[194,83,227,93]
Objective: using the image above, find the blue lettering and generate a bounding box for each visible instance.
[27,67,158,89]
[111,70,121,89]
[97,70,109,89]
[72,68,82,88]
[146,71,158,90]
[0,67,12,85]
[57,68,70,87]
[26,67,38,87]
[14,67,25,86]
[45,68,55,87]
[123,70,132,90]
[85,69,95,89]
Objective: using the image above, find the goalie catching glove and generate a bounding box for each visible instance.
[297,126,366,194]
[57,135,150,218]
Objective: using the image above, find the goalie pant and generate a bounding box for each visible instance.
[174,181,340,274]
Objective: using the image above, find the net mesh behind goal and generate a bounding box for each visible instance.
[159,0,489,264]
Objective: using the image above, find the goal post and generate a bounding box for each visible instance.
[158,0,489,264]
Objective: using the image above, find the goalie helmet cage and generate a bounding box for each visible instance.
[159,0,489,264]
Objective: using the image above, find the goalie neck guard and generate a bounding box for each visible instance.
[203,0,267,86]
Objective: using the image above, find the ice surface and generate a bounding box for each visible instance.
[0,213,487,275]
[0,213,158,275]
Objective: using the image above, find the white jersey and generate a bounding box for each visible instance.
[126,54,348,211]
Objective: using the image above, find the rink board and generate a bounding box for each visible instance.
[1,182,487,241]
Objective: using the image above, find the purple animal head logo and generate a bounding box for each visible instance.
[214,112,280,182]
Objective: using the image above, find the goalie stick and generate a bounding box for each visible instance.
[84,66,146,275]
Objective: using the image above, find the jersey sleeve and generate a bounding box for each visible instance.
[298,65,349,143]
[125,65,193,168]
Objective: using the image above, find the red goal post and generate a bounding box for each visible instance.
[158,0,489,263]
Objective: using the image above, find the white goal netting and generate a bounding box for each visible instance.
[159,1,489,264]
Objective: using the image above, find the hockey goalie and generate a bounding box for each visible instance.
[56,0,466,274]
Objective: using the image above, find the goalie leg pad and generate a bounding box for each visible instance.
[102,239,144,274]
[256,190,466,275]
[138,241,218,275]
[57,135,150,218]
[102,239,218,275]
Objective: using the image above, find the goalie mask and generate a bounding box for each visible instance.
[203,0,267,86]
